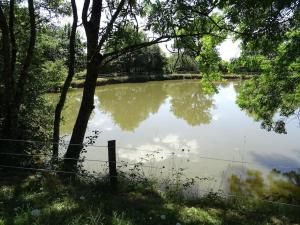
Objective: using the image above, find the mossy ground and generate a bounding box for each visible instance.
[0,172,299,225]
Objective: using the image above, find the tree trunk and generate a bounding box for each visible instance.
[62,0,103,172]
[9,0,17,77]
[0,3,13,138]
[14,0,36,117]
[53,0,78,158]
[1,0,36,139]
[63,59,101,172]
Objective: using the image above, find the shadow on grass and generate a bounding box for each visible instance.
[1,169,300,225]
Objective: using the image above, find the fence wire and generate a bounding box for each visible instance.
[1,138,300,210]
[0,138,108,148]
[1,163,300,209]
[0,138,299,170]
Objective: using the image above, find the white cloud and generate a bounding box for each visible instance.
[118,134,201,162]
[212,114,221,121]
[162,134,179,144]
[186,140,198,150]
[153,137,161,143]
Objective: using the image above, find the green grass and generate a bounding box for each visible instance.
[0,172,299,225]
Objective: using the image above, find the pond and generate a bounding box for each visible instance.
[50,80,300,193]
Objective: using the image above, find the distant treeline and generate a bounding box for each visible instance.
[98,50,202,76]
[96,50,266,76]
[89,33,268,77]
[101,45,167,75]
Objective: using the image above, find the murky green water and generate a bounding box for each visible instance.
[48,80,300,192]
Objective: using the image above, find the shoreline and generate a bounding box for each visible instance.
[69,73,253,89]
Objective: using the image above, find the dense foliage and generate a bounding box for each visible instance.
[0,1,300,223]
[102,44,167,75]
[0,1,83,161]
[226,0,300,133]
[228,54,267,75]
[237,30,300,133]
[0,0,299,170]
[166,53,199,74]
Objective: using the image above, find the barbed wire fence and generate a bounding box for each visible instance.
[0,138,300,209]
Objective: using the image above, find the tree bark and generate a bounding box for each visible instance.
[0,2,13,138]
[63,0,102,172]
[1,0,36,139]
[63,58,101,172]
[53,0,78,158]
[9,0,17,77]
[14,0,36,115]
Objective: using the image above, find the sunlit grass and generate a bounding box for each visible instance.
[0,172,299,225]
[179,207,221,225]
[0,186,14,200]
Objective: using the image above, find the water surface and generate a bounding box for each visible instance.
[50,80,300,192]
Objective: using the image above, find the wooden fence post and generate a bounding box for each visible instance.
[108,140,117,189]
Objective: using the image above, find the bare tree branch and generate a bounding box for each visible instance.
[102,31,223,64]
[96,0,126,54]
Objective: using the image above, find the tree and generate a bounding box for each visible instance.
[0,0,72,165]
[0,0,36,139]
[52,0,78,158]
[166,53,199,74]
[223,0,300,133]
[218,60,230,74]
[194,34,226,93]
[166,14,227,75]
[102,27,167,75]
[196,35,224,75]
[237,30,300,133]
[63,0,231,171]
[222,0,299,54]
[228,53,267,75]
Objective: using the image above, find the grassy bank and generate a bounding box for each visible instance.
[0,172,299,225]
[70,73,252,89]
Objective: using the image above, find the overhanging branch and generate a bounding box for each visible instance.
[96,0,126,55]
[102,31,223,64]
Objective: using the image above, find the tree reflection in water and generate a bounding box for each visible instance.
[46,91,83,134]
[96,81,215,130]
[54,80,217,134]
[229,169,300,204]
[166,82,215,126]
[96,82,167,131]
